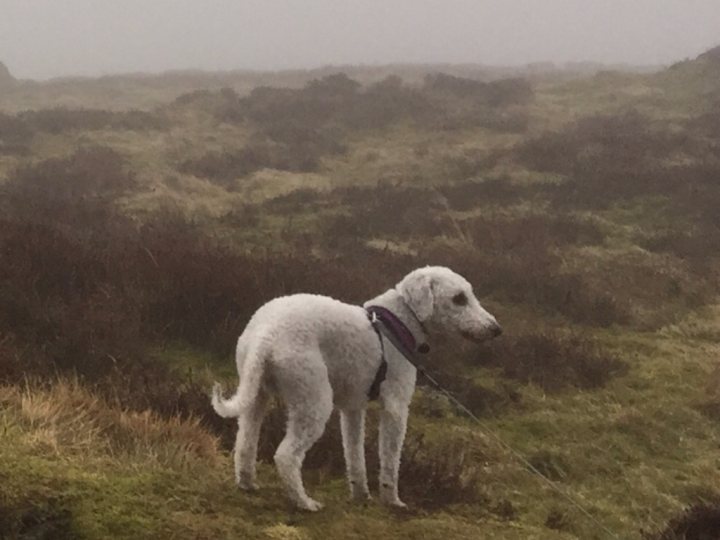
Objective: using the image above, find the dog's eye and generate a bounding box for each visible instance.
[452,293,468,306]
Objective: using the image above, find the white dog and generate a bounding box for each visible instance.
[212,266,501,511]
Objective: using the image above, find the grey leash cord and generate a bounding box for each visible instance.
[370,318,622,540]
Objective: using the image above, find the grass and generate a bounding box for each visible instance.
[0,381,572,539]
[3,316,720,538]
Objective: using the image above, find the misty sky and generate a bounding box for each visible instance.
[2,0,719,79]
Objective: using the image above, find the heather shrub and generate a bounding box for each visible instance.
[317,184,452,241]
[483,78,534,107]
[452,215,626,326]
[422,74,533,131]
[178,133,344,184]
[398,431,489,507]
[423,73,533,107]
[18,107,167,133]
[225,73,434,133]
[437,153,496,182]
[689,111,720,138]
[517,111,679,175]
[463,214,604,250]
[178,144,278,185]
[423,73,489,98]
[0,112,32,154]
[439,178,525,208]
[343,75,435,129]
[0,492,74,540]
[647,502,720,540]
[474,331,627,392]
[6,146,135,208]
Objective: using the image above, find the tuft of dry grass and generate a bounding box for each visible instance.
[0,380,220,467]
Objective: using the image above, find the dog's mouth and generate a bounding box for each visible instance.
[460,330,492,343]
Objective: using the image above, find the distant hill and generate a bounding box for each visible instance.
[697,44,720,63]
[654,44,720,109]
[0,61,656,112]
[666,44,720,74]
[0,61,16,88]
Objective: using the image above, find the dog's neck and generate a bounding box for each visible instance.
[364,289,428,349]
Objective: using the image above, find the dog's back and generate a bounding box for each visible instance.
[241,294,381,407]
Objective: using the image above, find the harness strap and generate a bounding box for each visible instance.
[366,307,426,400]
[366,305,417,352]
[367,312,387,400]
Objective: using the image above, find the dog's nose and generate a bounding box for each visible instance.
[492,323,503,337]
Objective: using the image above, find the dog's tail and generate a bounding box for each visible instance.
[211,338,267,418]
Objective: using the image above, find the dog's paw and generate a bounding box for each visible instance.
[385,498,408,510]
[379,483,407,509]
[297,497,324,512]
[237,477,259,491]
[380,491,408,509]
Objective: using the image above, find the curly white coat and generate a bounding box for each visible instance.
[211,266,501,511]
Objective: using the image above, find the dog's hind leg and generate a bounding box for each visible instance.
[234,389,269,491]
[340,409,370,501]
[273,359,333,511]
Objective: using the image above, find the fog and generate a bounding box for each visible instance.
[2,0,719,79]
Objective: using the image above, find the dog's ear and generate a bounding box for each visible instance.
[398,272,434,321]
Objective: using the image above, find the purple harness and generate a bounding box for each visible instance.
[365,305,421,400]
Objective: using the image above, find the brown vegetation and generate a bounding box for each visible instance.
[647,502,720,540]
[475,331,627,392]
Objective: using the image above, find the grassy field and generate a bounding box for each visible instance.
[1,48,720,539]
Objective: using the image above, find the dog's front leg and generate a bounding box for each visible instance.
[340,409,370,501]
[378,402,409,508]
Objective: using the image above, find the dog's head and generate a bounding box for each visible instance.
[397,266,501,342]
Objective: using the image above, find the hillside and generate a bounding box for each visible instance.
[1,47,720,539]
[0,62,16,89]
[0,61,656,113]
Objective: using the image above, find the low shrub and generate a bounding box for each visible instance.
[5,146,135,208]
[689,111,720,139]
[474,332,627,392]
[439,178,525,208]
[0,112,32,154]
[647,502,720,540]
[422,74,533,131]
[320,184,452,241]
[0,493,75,540]
[399,431,490,508]
[19,107,167,133]
[483,78,534,107]
[421,218,627,327]
[528,450,571,481]
[178,135,343,185]
[423,73,533,108]
[179,145,277,185]
[463,214,604,250]
[423,73,488,98]
[517,111,680,176]
[415,371,521,417]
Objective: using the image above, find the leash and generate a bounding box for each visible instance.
[368,312,622,540]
